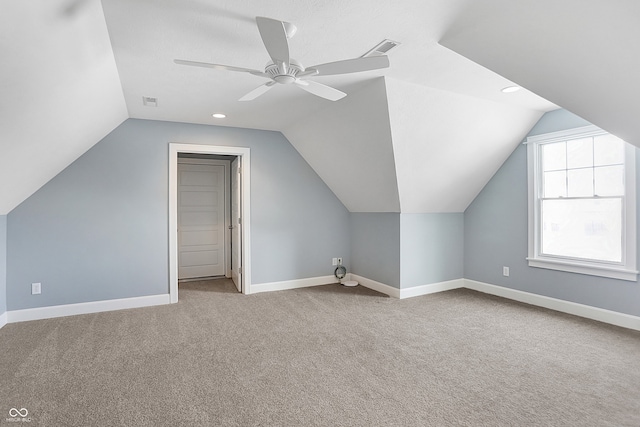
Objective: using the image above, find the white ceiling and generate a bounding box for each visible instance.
[102,0,554,131]
[385,78,542,213]
[100,0,555,213]
[8,1,636,215]
[282,78,400,213]
[0,0,127,214]
[440,0,640,147]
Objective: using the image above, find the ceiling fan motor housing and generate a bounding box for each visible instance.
[266,59,303,84]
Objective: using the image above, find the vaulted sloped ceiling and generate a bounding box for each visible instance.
[0,0,127,215]
[15,1,640,217]
[283,77,544,213]
[282,78,400,213]
[98,0,557,215]
[440,0,640,148]
[386,78,543,213]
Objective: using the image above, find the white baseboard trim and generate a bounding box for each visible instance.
[399,279,465,299]
[2,277,636,331]
[251,275,337,294]
[351,274,401,298]
[351,275,640,330]
[351,275,465,299]
[464,279,640,331]
[6,294,171,324]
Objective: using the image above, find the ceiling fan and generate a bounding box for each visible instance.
[174,16,390,102]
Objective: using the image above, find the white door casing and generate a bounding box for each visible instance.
[177,159,228,280]
[231,157,242,291]
[169,143,252,303]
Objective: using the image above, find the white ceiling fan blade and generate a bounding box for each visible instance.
[255,17,290,72]
[239,81,276,101]
[294,80,346,101]
[174,59,268,78]
[306,55,390,76]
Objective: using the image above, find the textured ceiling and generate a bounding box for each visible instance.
[9,1,636,215]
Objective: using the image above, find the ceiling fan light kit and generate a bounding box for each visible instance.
[175,16,391,102]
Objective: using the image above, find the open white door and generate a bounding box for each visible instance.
[230,157,242,292]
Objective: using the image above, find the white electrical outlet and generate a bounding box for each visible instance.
[503,266,510,277]
[32,282,42,295]
[337,257,343,265]
[332,258,337,266]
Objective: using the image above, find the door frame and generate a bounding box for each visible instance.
[169,143,252,302]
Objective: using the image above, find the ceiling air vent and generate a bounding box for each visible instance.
[362,39,401,57]
[142,96,158,107]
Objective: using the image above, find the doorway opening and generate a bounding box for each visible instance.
[169,144,252,303]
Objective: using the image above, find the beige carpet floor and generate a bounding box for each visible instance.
[1,279,639,426]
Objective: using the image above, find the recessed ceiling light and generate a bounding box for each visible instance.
[212,113,226,119]
[501,86,521,93]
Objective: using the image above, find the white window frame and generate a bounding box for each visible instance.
[526,125,638,281]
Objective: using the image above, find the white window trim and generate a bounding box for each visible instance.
[525,125,638,282]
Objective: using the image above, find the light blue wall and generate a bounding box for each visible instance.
[465,109,640,316]
[350,213,401,288]
[0,215,6,317]
[6,119,350,310]
[350,213,463,289]
[400,213,464,288]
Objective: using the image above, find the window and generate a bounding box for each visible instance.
[526,125,637,281]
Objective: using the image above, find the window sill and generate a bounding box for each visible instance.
[527,257,638,282]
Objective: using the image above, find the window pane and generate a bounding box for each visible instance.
[594,134,624,166]
[541,198,622,262]
[542,142,566,171]
[543,170,566,198]
[567,168,593,197]
[595,165,624,196]
[567,137,593,169]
